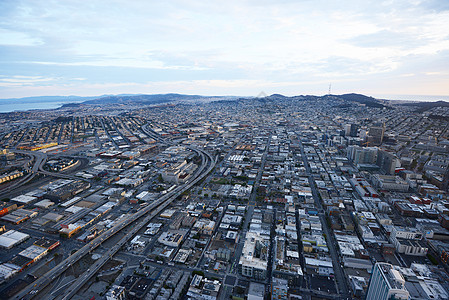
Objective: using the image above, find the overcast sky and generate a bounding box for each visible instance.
[1,0,449,99]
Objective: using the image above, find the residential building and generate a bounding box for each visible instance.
[238,232,269,280]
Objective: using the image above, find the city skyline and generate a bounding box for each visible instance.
[1,0,449,99]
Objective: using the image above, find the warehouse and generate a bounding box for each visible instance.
[0,230,30,249]
[32,212,63,226]
[11,195,37,204]
[33,237,60,251]
[0,263,21,281]
[34,199,54,209]
[0,209,37,224]
[0,203,17,217]
[18,245,48,262]
[60,196,82,207]
[42,212,63,222]
[45,180,90,202]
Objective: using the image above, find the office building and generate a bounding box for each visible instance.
[347,146,378,165]
[377,149,400,175]
[366,262,410,300]
[345,123,358,137]
[367,122,385,146]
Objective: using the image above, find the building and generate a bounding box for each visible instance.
[367,262,448,299]
[162,160,198,184]
[216,248,231,261]
[376,150,400,175]
[367,122,385,146]
[345,123,358,137]
[187,275,221,300]
[238,232,269,280]
[193,219,216,235]
[347,146,378,165]
[0,208,37,224]
[45,180,91,202]
[0,149,15,161]
[248,282,265,300]
[157,229,187,247]
[366,263,410,300]
[0,230,30,249]
[372,174,409,192]
[390,226,428,256]
[271,278,288,300]
[105,285,125,300]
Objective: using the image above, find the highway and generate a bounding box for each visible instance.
[13,124,216,300]
[0,150,48,197]
[1,150,93,199]
[60,148,215,300]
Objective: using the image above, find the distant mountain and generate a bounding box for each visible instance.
[400,100,449,112]
[0,92,389,112]
[332,93,386,108]
[259,92,386,108]
[84,93,195,105]
[79,93,234,106]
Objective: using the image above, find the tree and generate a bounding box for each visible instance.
[192,270,205,276]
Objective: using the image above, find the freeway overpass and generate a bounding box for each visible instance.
[13,126,215,300]
[0,150,48,198]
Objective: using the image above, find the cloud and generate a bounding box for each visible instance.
[345,30,428,49]
[0,75,58,87]
[0,0,448,97]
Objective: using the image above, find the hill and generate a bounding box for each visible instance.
[400,100,449,112]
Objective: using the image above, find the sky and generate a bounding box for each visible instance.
[1,0,449,99]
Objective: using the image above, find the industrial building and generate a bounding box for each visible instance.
[0,230,30,249]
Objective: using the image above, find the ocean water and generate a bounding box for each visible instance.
[0,101,83,113]
[373,94,449,102]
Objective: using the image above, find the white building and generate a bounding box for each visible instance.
[238,232,269,280]
[366,263,410,300]
[390,226,428,256]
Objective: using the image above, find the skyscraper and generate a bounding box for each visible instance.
[347,145,378,165]
[366,263,410,300]
[376,149,400,175]
[367,122,385,146]
[345,123,359,137]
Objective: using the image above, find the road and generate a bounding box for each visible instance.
[298,140,350,299]
[13,124,215,300]
[0,150,48,197]
[218,135,271,300]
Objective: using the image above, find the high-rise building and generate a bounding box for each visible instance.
[347,146,378,165]
[377,150,400,175]
[443,166,449,191]
[366,263,410,300]
[345,123,359,137]
[367,122,385,146]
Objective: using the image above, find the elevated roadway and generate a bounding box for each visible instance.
[13,125,215,300]
[0,150,47,197]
